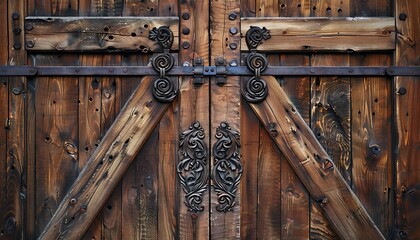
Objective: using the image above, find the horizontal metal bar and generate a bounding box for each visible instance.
[1,66,420,77]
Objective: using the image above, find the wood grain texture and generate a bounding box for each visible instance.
[240,17,395,52]
[210,0,241,238]
[248,76,384,240]
[38,75,170,240]
[0,0,7,232]
[395,0,420,239]
[25,17,179,52]
[351,54,392,238]
[178,0,210,239]
[279,54,310,240]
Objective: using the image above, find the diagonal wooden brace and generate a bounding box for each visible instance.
[246,76,385,240]
[38,75,172,240]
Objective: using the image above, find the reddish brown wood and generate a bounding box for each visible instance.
[395,1,420,239]
[248,76,384,240]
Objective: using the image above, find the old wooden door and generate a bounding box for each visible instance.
[1,0,419,239]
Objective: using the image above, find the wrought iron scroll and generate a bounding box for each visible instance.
[212,122,242,212]
[149,26,178,102]
[178,122,208,212]
[242,26,270,103]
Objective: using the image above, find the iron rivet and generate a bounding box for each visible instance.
[12,12,20,20]
[182,27,190,35]
[29,68,36,73]
[25,23,33,31]
[26,40,35,48]
[122,67,128,73]
[12,88,21,95]
[230,60,238,67]
[182,41,190,49]
[348,68,354,73]
[399,13,407,21]
[229,42,237,49]
[310,68,315,73]
[398,87,407,95]
[229,27,238,35]
[13,27,22,35]
[109,68,114,72]
[322,197,328,204]
[229,12,237,20]
[182,12,190,20]
[13,42,21,50]
[75,68,80,73]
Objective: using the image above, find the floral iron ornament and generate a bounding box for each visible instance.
[178,122,209,212]
[242,26,271,103]
[149,26,178,102]
[212,122,242,212]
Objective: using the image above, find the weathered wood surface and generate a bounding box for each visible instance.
[241,17,395,52]
[38,75,171,240]
[395,0,420,239]
[248,76,385,240]
[25,17,179,52]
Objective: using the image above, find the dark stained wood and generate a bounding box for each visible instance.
[279,55,310,240]
[280,0,311,17]
[25,17,179,52]
[38,75,170,240]
[240,17,395,52]
[178,0,210,239]
[395,0,420,239]
[210,0,241,238]
[351,54,392,237]
[351,0,392,16]
[248,76,384,240]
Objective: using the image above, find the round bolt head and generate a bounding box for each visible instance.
[13,27,22,35]
[182,41,190,49]
[399,13,407,21]
[229,27,238,35]
[26,40,35,48]
[182,27,190,35]
[398,87,407,95]
[13,42,22,50]
[182,12,190,20]
[12,12,20,20]
[229,12,237,20]
[25,23,33,31]
[229,42,237,50]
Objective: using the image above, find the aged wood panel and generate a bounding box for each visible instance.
[241,17,395,52]
[178,0,210,239]
[351,54,392,238]
[157,1,179,239]
[38,75,170,240]
[395,0,420,239]
[25,17,179,52]
[249,76,384,240]
[210,0,241,238]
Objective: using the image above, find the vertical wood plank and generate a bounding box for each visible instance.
[157,1,179,239]
[351,54,392,238]
[279,55,310,240]
[3,0,26,239]
[395,0,420,239]
[210,0,241,238]
[351,0,392,17]
[310,1,350,239]
[31,1,79,237]
[0,0,8,237]
[178,0,210,239]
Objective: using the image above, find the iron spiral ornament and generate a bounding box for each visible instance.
[149,26,174,49]
[178,122,209,212]
[212,122,242,212]
[245,26,271,50]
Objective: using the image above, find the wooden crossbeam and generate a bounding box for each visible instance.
[25,17,179,52]
[38,75,172,240]
[246,76,385,240]
[241,17,395,52]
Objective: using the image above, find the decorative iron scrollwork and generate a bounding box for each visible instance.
[245,26,271,50]
[212,122,242,212]
[178,122,209,212]
[242,26,270,103]
[149,26,178,102]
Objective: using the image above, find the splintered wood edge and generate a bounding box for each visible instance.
[240,17,395,52]
[25,17,179,52]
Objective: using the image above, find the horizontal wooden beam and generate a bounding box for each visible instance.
[25,17,179,52]
[241,17,395,52]
[246,76,385,240]
[38,75,171,239]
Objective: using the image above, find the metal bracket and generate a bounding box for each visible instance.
[192,58,228,86]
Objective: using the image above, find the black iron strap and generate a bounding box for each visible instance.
[1,65,420,77]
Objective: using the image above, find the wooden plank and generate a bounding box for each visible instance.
[240,17,395,52]
[210,0,241,238]
[38,75,171,240]
[279,55,310,240]
[395,1,420,239]
[25,17,179,52]
[247,76,385,240]
[351,54,392,238]
[279,0,311,17]
[178,0,210,239]
[157,1,179,239]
